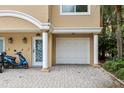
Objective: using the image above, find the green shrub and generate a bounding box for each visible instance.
[103,60,124,72]
[103,61,113,71]
[115,68,124,80]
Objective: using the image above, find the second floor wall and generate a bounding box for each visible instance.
[0,5,49,30]
[0,5,100,30]
[51,5,100,27]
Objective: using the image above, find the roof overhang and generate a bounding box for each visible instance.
[52,27,102,34]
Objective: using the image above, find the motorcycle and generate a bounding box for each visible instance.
[3,50,28,69]
[13,50,28,69]
[3,52,17,69]
[0,52,4,73]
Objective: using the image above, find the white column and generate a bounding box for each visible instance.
[42,31,48,69]
[94,34,98,64]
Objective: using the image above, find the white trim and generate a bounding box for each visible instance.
[32,37,42,67]
[53,27,102,34]
[94,35,98,64]
[0,28,41,32]
[42,32,48,68]
[60,5,91,16]
[0,10,50,30]
[0,37,5,52]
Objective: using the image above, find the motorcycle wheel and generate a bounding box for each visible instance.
[0,69,2,73]
[12,65,16,69]
[0,65,3,73]
[4,63,9,69]
[24,64,28,69]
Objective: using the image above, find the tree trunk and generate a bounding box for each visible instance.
[115,5,123,59]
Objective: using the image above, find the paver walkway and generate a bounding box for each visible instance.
[0,65,123,88]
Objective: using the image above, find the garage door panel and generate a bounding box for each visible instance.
[56,59,89,64]
[56,38,90,64]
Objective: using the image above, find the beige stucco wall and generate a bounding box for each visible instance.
[0,5,100,28]
[0,17,39,30]
[0,5,49,22]
[0,32,53,67]
[0,32,94,67]
[51,5,100,27]
[0,32,42,67]
[0,5,49,29]
[0,5,99,67]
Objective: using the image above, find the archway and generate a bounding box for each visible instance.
[0,10,49,71]
[0,10,49,29]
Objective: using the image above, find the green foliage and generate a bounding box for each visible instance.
[103,60,124,80]
[103,61,114,71]
[99,32,117,60]
[99,5,124,61]
[99,6,117,61]
[103,60,124,72]
[115,68,124,80]
[101,5,124,80]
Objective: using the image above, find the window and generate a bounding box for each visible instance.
[60,5,90,15]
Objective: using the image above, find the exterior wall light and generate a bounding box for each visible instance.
[8,37,13,44]
[36,33,41,36]
[23,37,27,44]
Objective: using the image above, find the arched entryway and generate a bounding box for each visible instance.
[0,10,50,71]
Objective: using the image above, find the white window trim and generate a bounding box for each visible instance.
[60,5,91,16]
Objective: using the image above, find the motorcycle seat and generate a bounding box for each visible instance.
[6,56,16,60]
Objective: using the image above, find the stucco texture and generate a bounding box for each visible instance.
[0,33,41,67]
[51,5,100,27]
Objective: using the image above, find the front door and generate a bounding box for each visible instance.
[32,37,42,67]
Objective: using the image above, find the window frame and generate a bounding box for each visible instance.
[60,5,91,16]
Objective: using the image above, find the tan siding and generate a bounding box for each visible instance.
[51,5,100,27]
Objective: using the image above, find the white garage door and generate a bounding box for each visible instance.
[56,38,90,64]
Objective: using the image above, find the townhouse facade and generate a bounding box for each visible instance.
[0,5,101,71]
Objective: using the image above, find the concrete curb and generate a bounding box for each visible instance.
[100,67,124,86]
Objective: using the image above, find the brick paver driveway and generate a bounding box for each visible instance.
[0,65,123,88]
